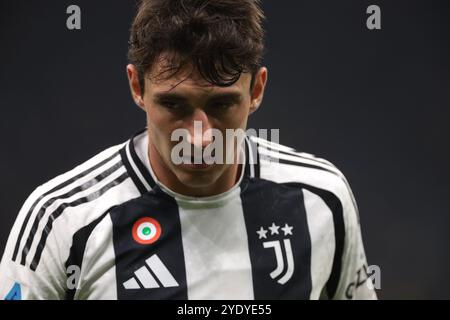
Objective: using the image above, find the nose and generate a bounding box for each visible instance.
[186,109,214,149]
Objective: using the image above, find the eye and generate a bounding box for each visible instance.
[210,101,234,110]
[160,101,181,110]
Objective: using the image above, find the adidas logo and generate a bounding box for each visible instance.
[123,254,179,289]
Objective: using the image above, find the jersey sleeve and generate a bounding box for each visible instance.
[332,183,378,300]
[0,187,67,300]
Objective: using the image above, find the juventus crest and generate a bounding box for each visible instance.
[257,222,294,285]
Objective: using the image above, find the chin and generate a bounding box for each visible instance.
[174,167,220,189]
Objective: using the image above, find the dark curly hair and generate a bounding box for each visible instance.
[128,0,265,94]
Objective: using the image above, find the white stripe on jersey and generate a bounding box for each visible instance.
[75,215,117,300]
[145,255,179,288]
[123,278,139,290]
[302,189,335,299]
[177,186,254,300]
[134,266,160,289]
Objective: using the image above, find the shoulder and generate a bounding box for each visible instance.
[247,137,370,299]
[23,140,130,237]
[248,135,359,219]
[34,141,126,196]
[3,138,139,273]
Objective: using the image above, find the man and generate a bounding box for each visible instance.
[0,0,376,300]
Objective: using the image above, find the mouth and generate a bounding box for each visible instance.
[177,154,216,170]
[182,162,213,170]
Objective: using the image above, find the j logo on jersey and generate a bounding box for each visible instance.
[257,222,294,285]
[132,217,161,245]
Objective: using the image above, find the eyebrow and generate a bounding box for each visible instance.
[153,92,243,104]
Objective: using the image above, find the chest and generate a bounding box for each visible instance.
[77,184,337,299]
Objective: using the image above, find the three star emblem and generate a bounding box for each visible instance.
[257,223,293,239]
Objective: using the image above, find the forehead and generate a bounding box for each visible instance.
[146,57,252,97]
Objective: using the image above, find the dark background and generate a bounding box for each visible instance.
[1,0,449,299]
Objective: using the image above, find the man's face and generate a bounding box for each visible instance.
[127,59,267,194]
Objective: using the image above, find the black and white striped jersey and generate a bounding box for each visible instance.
[0,129,376,300]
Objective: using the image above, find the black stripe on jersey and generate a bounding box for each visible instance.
[19,160,123,266]
[284,182,345,300]
[64,210,113,300]
[252,137,261,178]
[128,131,156,190]
[255,141,261,178]
[29,172,129,271]
[110,187,188,300]
[244,137,252,178]
[240,178,312,299]
[12,150,120,262]
[244,136,260,179]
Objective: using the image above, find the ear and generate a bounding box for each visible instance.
[126,64,146,110]
[249,67,268,115]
